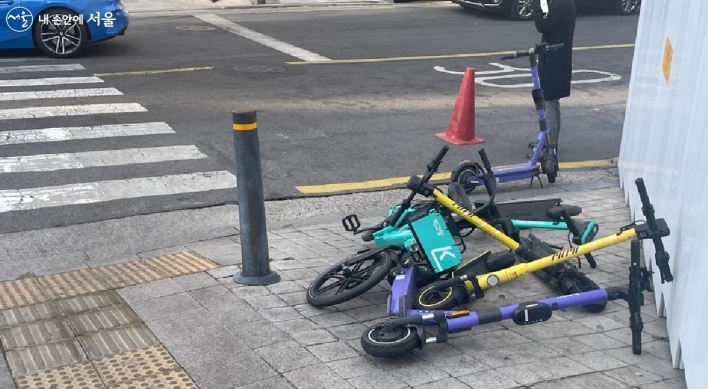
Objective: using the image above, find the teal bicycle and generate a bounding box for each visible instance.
[307,148,601,310]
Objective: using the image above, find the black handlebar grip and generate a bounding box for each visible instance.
[635,178,658,229]
[547,43,565,50]
[431,145,450,169]
[479,149,493,172]
[501,54,515,60]
[584,253,597,269]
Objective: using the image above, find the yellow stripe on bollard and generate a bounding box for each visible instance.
[233,122,257,131]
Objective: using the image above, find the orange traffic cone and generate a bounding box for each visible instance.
[436,67,485,145]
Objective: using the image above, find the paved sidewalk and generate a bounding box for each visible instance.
[0,184,687,389]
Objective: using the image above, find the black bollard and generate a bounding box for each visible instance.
[232,110,280,285]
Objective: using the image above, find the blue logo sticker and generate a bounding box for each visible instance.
[6,7,34,33]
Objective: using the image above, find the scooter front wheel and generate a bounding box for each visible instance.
[451,161,483,194]
[307,248,396,308]
[413,283,469,311]
[361,324,421,358]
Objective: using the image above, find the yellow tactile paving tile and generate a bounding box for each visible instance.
[93,345,181,387]
[0,252,221,311]
[113,368,198,389]
[143,251,220,278]
[13,361,107,389]
[0,278,51,311]
[38,269,112,300]
[92,260,169,289]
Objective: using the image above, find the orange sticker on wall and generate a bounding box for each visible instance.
[662,37,673,84]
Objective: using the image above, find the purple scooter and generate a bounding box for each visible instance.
[361,178,673,359]
[450,42,564,193]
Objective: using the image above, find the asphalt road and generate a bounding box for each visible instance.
[0,2,639,233]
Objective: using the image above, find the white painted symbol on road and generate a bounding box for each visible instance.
[433,63,622,88]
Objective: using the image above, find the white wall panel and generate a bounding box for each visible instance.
[618,1,708,387]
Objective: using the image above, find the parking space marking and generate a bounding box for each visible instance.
[94,67,214,77]
[284,43,635,65]
[193,13,332,62]
[434,63,622,88]
[295,158,618,194]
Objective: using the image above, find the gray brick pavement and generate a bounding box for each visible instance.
[0,185,687,389]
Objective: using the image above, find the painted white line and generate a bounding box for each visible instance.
[0,122,175,146]
[0,171,237,212]
[0,103,148,120]
[0,64,85,74]
[193,14,331,62]
[0,58,55,63]
[0,145,208,173]
[0,88,123,101]
[0,77,104,88]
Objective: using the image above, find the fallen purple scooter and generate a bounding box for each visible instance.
[450,42,564,193]
[360,178,673,359]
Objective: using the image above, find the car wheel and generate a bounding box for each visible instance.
[33,8,88,58]
[613,0,641,15]
[509,0,535,21]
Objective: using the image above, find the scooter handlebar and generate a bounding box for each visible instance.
[634,178,674,282]
[392,146,450,225]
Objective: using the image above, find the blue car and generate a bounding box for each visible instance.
[1,0,128,58]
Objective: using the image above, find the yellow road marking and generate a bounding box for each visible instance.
[295,158,618,194]
[284,44,635,65]
[93,66,214,76]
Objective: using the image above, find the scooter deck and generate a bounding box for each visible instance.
[472,198,576,222]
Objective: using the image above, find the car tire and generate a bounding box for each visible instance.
[509,0,535,21]
[33,8,89,58]
[613,0,641,15]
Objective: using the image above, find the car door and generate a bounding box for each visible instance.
[0,0,31,48]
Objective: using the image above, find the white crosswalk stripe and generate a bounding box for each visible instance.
[0,77,104,88]
[0,87,123,101]
[0,146,209,173]
[0,122,175,145]
[0,60,237,225]
[0,103,148,120]
[0,64,85,74]
[0,171,238,213]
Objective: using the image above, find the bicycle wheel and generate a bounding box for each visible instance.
[307,248,396,307]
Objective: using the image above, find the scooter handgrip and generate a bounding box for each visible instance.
[501,54,515,60]
[429,145,449,171]
[634,178,658,229]
[631,316,642,355]
[479,148,493,173]
[547,43,565,51]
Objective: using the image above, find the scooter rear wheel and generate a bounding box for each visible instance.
[361,324,421,358]
[307,249,396,307]
[451,161,483,194]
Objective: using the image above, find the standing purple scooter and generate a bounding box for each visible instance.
[451,42,564,193]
